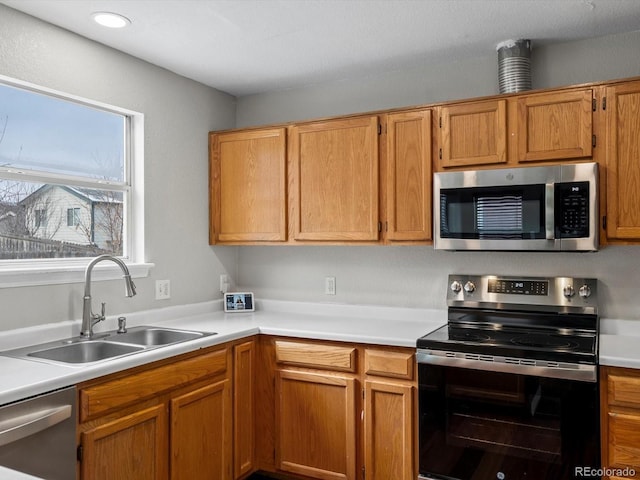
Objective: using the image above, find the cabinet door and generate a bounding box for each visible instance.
[276,369,357,479]
[210,128,287,244]
[364,380,415,480]
[385,110,432,242]
[605,412,640,478]
[170,380,232,480]
[517,89,593,163]
[605,81,640,240]
[234,340,256,478]
[80,404,167,480]
[289,116,379,241]
[439,100,507,168]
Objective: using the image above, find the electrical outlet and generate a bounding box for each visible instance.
[155,279,170,300]
[324,276,336,295]
[220,274,229,294]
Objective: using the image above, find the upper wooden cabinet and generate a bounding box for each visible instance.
[604,80,640,241]
[289,115,380,242]
[383,109,432,242]
[209,127,287,244]
[516,88,594,163]
[436,88,596,171]
[438,99,507,169]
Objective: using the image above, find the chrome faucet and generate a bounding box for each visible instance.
[80,254,137,338]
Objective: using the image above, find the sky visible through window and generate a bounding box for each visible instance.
[0,82,128,259]
[0,83,125,187]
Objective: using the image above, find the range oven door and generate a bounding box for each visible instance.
[418,363,600,480]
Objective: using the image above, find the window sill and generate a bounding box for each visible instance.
[0,260,154,288]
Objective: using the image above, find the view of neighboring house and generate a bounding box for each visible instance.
[17,185,123,252]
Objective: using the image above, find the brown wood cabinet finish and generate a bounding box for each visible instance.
[438,99,507,169]
[601,366,640,479]
[170,380,232,480]
[80,404,168,480]
[234,340,256,479]
[276,369,358,480]
[209,127,287,244]
[289,116,380,241]
[384,109,432,242]
[516,89,594,163]
[604,80,640,241]
[363,380,414,480]
[77,346,233,480]
[275,339,357,372]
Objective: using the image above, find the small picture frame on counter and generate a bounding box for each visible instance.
[224,292,255,313]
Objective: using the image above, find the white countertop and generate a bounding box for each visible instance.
[1,300,639,408]
[0,300,447,406]
[600,318,640,369]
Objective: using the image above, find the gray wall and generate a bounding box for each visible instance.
[0,5,237,331]
[234,30,640,320]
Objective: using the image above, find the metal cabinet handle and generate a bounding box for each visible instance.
[0,404,72,447]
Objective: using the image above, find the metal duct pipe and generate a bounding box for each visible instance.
[497,39,532,93]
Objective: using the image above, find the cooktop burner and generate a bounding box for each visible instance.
[510,333,580,350]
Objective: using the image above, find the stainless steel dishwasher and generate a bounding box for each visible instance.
[0,386,76,480]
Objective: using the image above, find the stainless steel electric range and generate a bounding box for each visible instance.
[417,275,600,480]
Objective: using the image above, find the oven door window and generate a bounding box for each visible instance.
[439,184,546,239]
[419,365,599,480]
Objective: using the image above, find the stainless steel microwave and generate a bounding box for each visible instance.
[433,163,598,251]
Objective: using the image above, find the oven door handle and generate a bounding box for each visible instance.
[0,404,72,447]
[416,349,596,382]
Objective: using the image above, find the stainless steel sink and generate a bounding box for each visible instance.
[1,326,217,366]
[106,327,209,346]
[27,341,144,364]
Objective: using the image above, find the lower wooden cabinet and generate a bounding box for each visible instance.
[363,348,416,480]
[80,404,167,480]
[264,338,417,480]
[601,366,640,479]
[77,346,233,480]
[234,340,256,478]
[76,335,417,480]
[171,380,232,480]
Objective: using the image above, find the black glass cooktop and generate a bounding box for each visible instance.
[418,308,598,365]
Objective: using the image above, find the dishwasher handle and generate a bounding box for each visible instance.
[0,404,72,447]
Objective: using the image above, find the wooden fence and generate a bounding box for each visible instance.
[0,234,106,259]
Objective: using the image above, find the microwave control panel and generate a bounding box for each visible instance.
[555,181,589,238]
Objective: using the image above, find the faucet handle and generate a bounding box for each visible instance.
[100,302,106,320]
[117,316,128,334]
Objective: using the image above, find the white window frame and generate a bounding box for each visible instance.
[0,74,152,287]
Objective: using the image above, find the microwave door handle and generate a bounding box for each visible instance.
[545,183,555,240]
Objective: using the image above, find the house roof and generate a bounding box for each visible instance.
[18,185,122,206]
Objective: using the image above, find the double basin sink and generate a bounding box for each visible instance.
[2,326,217,365]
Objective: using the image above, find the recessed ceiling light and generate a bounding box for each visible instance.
[91,12,131,29]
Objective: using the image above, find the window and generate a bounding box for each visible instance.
[67,207,80,227]
[0,77,142,263]
[34,208,47,228]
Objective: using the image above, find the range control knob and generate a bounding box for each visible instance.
[563,285,575,298]
[579,284,592,298]
[464,281,476,294]
[450,280,462,293]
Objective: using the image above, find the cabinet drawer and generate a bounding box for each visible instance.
[364,349,414,380]
[608,373,640,408]
[275,340,357,372]
[80,348,228,422]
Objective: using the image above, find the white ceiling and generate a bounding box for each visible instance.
[3,0,640,97]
